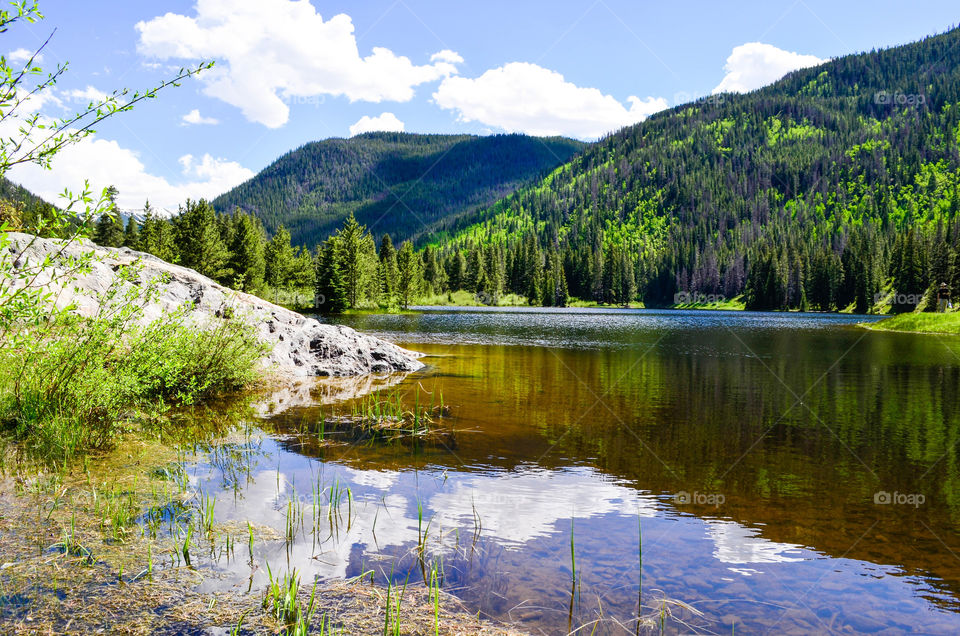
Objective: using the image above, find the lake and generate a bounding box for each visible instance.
[188,308,960,634]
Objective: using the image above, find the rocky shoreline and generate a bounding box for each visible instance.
[4,232,424,377]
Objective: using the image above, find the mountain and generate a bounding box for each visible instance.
[443,26,960,311]
[212,132,586,248]
[0,177,48,211]
[0,177,58,231]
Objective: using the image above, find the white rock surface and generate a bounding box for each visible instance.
[3,233,424,377]
[251,373,410,416]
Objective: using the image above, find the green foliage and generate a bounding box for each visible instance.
[137,208,178,263]
[396,241,420,310]
[869,310,960,334]
[264,225,295,291]
[225,208,266,291]
[93,213,124,248]
[440,26,960,312]
[377,234,399,307]
[174,199,229,280]
[314,240,348,314]
[332,213,377,309]
[211,132,585,248]
[0,264,266,462]
[122,215,139,248]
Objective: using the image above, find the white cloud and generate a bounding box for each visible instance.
[429,467,658,547]
[430,50,463,65]
[8,47,40,65]
[8,137,253,210]
[65,85,109,103]
[181,108,219,125]
[12,86,62,113]
[712,42,826,94]
[433,62,667,139]
[349,112,404,136]
[706,520,805,565]
[135,0,462,128]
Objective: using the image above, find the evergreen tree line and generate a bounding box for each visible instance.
[97,189,960,314]
[93,26,960,314]
[436,25,960,312]
[95,200,428,312]
[92,198,313,297]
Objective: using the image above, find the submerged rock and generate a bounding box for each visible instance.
[3,232,424,377]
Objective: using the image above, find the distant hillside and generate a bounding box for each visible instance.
[0,177,57,231]
[212,132,586,248]
[445,25,960,311]
[0,177,47,209]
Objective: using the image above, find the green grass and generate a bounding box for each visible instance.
[865,311,960,335]
[0,265,268,463]
[671,295,746,311]
[567,298,645,309]
[342,307,419,316]
[413,290,528,307]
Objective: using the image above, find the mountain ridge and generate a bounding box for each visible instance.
[212,132,586,248]
[436,24,960,311]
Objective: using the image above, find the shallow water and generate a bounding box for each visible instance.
[186,308,960,634]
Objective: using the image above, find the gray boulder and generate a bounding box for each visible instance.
[3,232,424,377]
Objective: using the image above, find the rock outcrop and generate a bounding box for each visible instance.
[3,232,424,377]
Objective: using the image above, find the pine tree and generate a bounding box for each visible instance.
[289,247,316,289]
[174,199,229,280]
[378,234,399,307]
[333,213,376,308]
[601,244,618,305]
[616,247,636,306]
[123,216,140,249]
[446,251,467,292]
[93,213,124,247]
[314,239,348,314]
[264,225,295,301]
[527,267,542,305]
[396,240,420,309]
[482,245,503,304]
[422,245,442,295]
[226,209,266,291]
[467,245,486,293]
[556,262,569,307]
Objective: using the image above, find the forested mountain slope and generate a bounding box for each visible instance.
[212,132,585,249]
[0,177,59,231]
[445,25,960,311]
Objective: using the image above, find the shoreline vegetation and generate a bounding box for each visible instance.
[0,230,512,633]
[0,400,525,635]
[0,7,519,632]
[0,235,525,633]
[862,311,960,335]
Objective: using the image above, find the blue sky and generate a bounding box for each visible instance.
[5,0,959,210]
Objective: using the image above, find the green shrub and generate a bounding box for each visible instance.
[0,262,268,461]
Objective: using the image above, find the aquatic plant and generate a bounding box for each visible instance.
[263,564,317,633]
